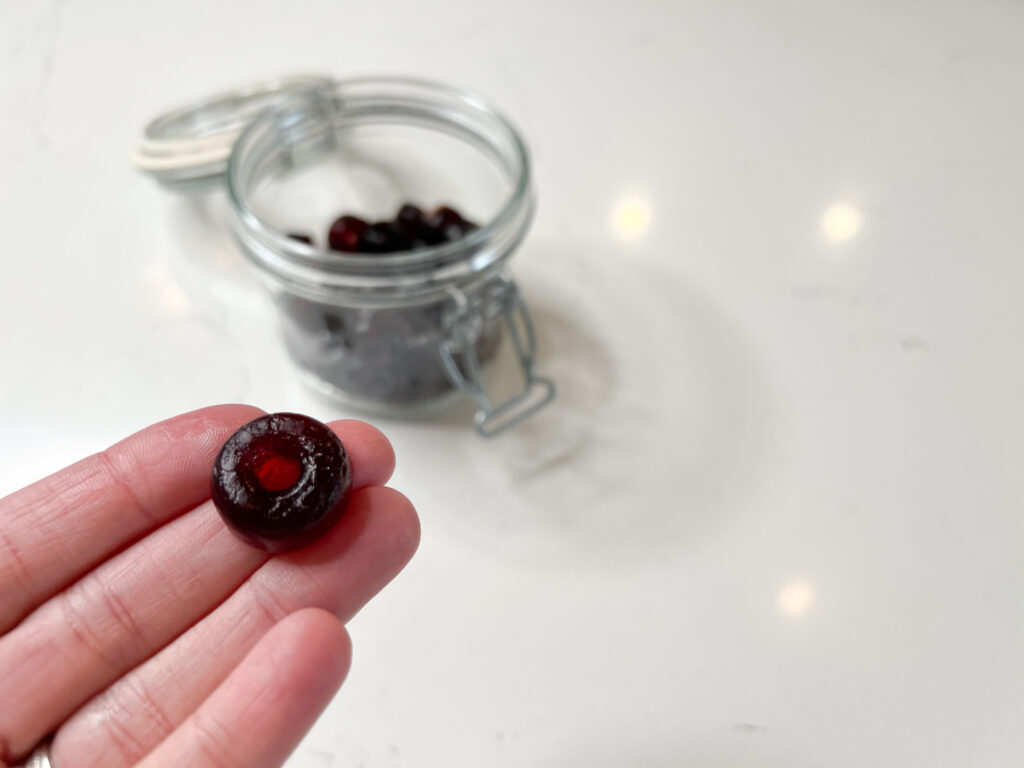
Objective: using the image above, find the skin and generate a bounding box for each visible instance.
[0,404,420,768]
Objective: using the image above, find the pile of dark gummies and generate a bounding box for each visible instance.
[279,203,502,407]
[288,203,478,253]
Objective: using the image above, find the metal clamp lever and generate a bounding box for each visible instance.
[439,278,555,437]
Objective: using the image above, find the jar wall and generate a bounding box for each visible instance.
[270,279,505,410]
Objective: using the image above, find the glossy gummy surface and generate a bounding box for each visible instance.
[323,204,477,255]
[328,215,368,252]
[211,413,352,552]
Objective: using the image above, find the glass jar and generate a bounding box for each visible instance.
[137,76,554,435]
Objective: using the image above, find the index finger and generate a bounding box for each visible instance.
[0,404,265,635]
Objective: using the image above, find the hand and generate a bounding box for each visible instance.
[0,405,420,768]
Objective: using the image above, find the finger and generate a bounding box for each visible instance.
[326,419,396,488]
[137,608,351,768]
[0,502,265,763]
[0,404,265,634]
[52,486,419,768]
[0,419,396,762]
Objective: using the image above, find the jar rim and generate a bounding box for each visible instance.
[226,76,533,291]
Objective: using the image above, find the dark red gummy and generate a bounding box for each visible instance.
[328,215,368,252]
[396,203,426,232]
[426,205,478,242]
[393,203,440,246]
[324,204,477,256]
[287,233,315,246]
[416,224,446,246]
[211,413,352,553]
[359,222,413,253]
[449,219,479,239]
[383,221,414,251]
[427,205,464,231]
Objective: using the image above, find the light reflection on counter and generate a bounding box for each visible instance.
[777,580,816,617]
[611,194,652,242]
[820,202,863,243]
[144,260,194,317]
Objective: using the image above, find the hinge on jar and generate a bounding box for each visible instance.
[439,276,555,437]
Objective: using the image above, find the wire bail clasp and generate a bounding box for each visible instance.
[439,276,555,436]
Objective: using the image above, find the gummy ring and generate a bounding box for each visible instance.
[211,413,352,553]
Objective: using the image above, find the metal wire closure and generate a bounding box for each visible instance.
[439,276,555,437]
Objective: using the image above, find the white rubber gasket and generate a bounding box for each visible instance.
[132,133,238,172]
[132,74,332,179]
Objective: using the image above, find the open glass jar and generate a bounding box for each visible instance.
[137,76,554,435]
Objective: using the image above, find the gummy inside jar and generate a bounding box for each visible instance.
[273,200,503,406]
[238,118,514,407]
[277,290,503,406]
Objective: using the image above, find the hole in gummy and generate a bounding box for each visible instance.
[254,452,302,491]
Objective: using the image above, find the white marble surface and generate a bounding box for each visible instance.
[2,1,1024,765]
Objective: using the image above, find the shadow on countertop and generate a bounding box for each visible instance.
[390,241,787,572]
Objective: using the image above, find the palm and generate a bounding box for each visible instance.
[0,405,419,768]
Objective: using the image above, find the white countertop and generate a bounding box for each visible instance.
[2,1,1023,765]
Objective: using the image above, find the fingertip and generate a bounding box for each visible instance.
[132,604,353,768]
[264,609,352,702]
[269,485,421,620]
[282,607,351,648]
[357,485,421,566]
[327,420,396,488]
[277,607,353,677]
